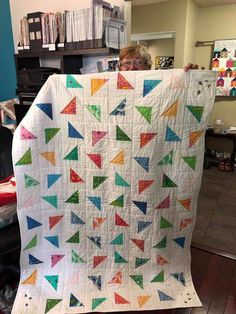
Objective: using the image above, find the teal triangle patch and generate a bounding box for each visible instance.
[115,250,128,263]
[47,174,62,188]
[44,236,59,248]
[165,126,181,142]
[45,275,59,291]
[92,298,107,311]
[115,173,130,187]
[143,80,161,97]
[42,195,58,208]
[67,75,83,88]
[24,174,39,188]
[88,196,101,210]
[110,233,123,245]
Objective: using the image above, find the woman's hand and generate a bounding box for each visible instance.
[183,63,205,72]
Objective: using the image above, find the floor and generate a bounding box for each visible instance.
[192,167,236,256]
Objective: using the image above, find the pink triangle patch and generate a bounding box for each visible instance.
[92,131,108,146]
[21,125,37,140]
[157,254,169,265]
[51,254,65,268]
[155,195,170,209]
[87,154,102,168]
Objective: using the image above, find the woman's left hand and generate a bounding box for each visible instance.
[183,63,205,72]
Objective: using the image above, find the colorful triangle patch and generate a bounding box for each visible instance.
[45,236,59,248]
[110,98,126,115]
[135,257,150,268]
[162,173,177,188]
[143,80,162,97]
[68,122,84,139]
[49,215,64,229]
[160,216,173,229]
[93,217,106,230]
[71,211,85,225]
[115,213,129,226]
[153,236,167,249]
[86,105,101,121]
[130,275,144,289]
[158,290,174,301]
[134,157,150,172]
[88,236,101,249]
[26,216,42,230]
[88,196,101,210]
[45,275,59,291]
[51,254,65,267]
[110,150,125,164]
[178,198,191,211]
[20,125,37,140]
[24,174,39,188]
[36,103,52,120]
[66,230,80,243]
[131,238,145,251]
[158,150,173,165]
[140,133,157,148]
[92,131,107,146]
[117,73,134,89]
[132,200,147,215]
[70,169,84,183]
[67,74,83,88]
[116,125,131,141]
[110,194,124,207]
[182,156,196,170]
[91,78,108,96]
[87,153,101,168]
[110,233,123,245]
[189,131,203,147]
[115,251,128,263]
[65,191,79,204]
[42,195,58,208]
[93,176,108,189]
[187,105,204,122]
[165,126,181,142]
[60,97,76,114]
[136,106,152,123]
[155,195,170,209]
[157,255,169,265]
[115,172,130,187]
[45,128,60,144]
[114,292,130,304]
[24,235,37,250]
[29,254,43,265]
[161,100,179,117]
[45,299,62,314]
[139,180,154,193]
[22,270,37,285]
[47,174,62,188]
[69,293,84,307]
[151,270,164,283]
[173,236,186,248]
[138,221,152,233]
[137,295,151,308]
[64,146,78,160]
[93,256,107,268]
[88,275,102,290]
[15,148,32,166]
[72,250,86,263]
[109,271,122,284]
[171,272,186,286]
[40,151,56,166]
[92,298,107,310]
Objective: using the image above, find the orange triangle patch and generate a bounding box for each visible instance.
[93,217,106,230]
[140,133,157,148]
[189,131,203,147]
[61,97,76,114]
[137,295,151,308]
[110,150,125,165]
[117,73,134,89]
[157,254,169,265]
[161,100,179,117]
[139,180,154,194]
[93,256,107,268]
[114,292,130,304]
[91,78,108,96]
[40,152,56,166]
[109,271,122,284]
[178,198,191,211]
[22,270,37,285]
[180,218,193,231]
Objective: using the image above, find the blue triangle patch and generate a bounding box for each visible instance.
[110,98,126,115]
[88,196,101,211]
[47,174,62,188]
[158,290,174,301]
[29,254,43,265]
[45,236,59,248]
[71,211,85,225]
[69,293,84,307]
[88,275,102,290]
[132,201,147,215]
[143,80,162,97]
[173,236,186,248]
[26,216,42,230]
[36,103,53,120]
[171,272,186,286]
[68,122,84,139]
[138,221,152,233]
[88,236,101,249]
[134,157,150,172]
[165,126,181,142]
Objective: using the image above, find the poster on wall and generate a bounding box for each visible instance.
[155,56,174,69]
[212,39,236,96]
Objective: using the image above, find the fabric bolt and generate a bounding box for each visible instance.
[12,70,217,314]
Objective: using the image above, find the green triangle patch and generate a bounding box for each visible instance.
[24,174,39,188]
[153,236,167,249]
[72,249,86,263]
[115,173,130,187]
[151,270,164,283]
[110,194,124,207]
[182,156,196,170]
[135,257,150,268]
[66,231,80,243]
[42,195,58,208]
[115,250,128,263]
[44,275,59,291]
[162,173,177,187]
[45,128,60,144]
[45,299,62,314]
[64,146,78,160]
[24,235,37,250]
[187,105,204,122]
[92,298,107,311]
[86,105,101,122]
[93,176,108,189]
[116,126,131,141]
[67,75,83,88]
[136,106,152,123]
[160,216,173,229]
[130,275,144,289]
[65,191,79,204]
[110,233,123,245]
[15,148,32,166]
[158,150,173,165]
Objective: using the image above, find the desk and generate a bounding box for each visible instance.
[205,131,236,163]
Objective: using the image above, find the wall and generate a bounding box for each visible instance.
[132,0,188,67]
[0,0,16,101]
[195,4,236,127]
[147,38,175,70]
[9,0,124,52]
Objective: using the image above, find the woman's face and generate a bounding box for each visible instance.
[119,55,148,71]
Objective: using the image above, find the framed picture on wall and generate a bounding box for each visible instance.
[155,56,174,69]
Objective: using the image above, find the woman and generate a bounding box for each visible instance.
[118,44,203,71]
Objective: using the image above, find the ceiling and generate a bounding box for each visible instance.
[132,0,236,7]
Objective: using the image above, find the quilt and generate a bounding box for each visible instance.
[12,69,217,314]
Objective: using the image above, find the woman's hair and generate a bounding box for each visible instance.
[119,44,152,69]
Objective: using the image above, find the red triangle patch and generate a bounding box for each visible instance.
[114,292,130,304]
[131,238,145,252]
[109,271,122,284]
[93,256,107,268]
[70,168,84,183]
[139,180,154,194]
[87,153,102,168]
[115,213,129,226]
[140,133,157,148]
[61,97,76,114]
[49,215,64,229]
[117,73,134,89]
[155,195,170,209]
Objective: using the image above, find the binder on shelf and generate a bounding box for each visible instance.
[27,12,44,52]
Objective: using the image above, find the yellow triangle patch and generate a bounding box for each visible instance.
[161,100,179,117]
[91,78,108,96]
[137,295,151,308]
[22,270,37,285]
[40,152,56,166]
[110,150,125,165]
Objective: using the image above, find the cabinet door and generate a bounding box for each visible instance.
[62,55,83,74]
